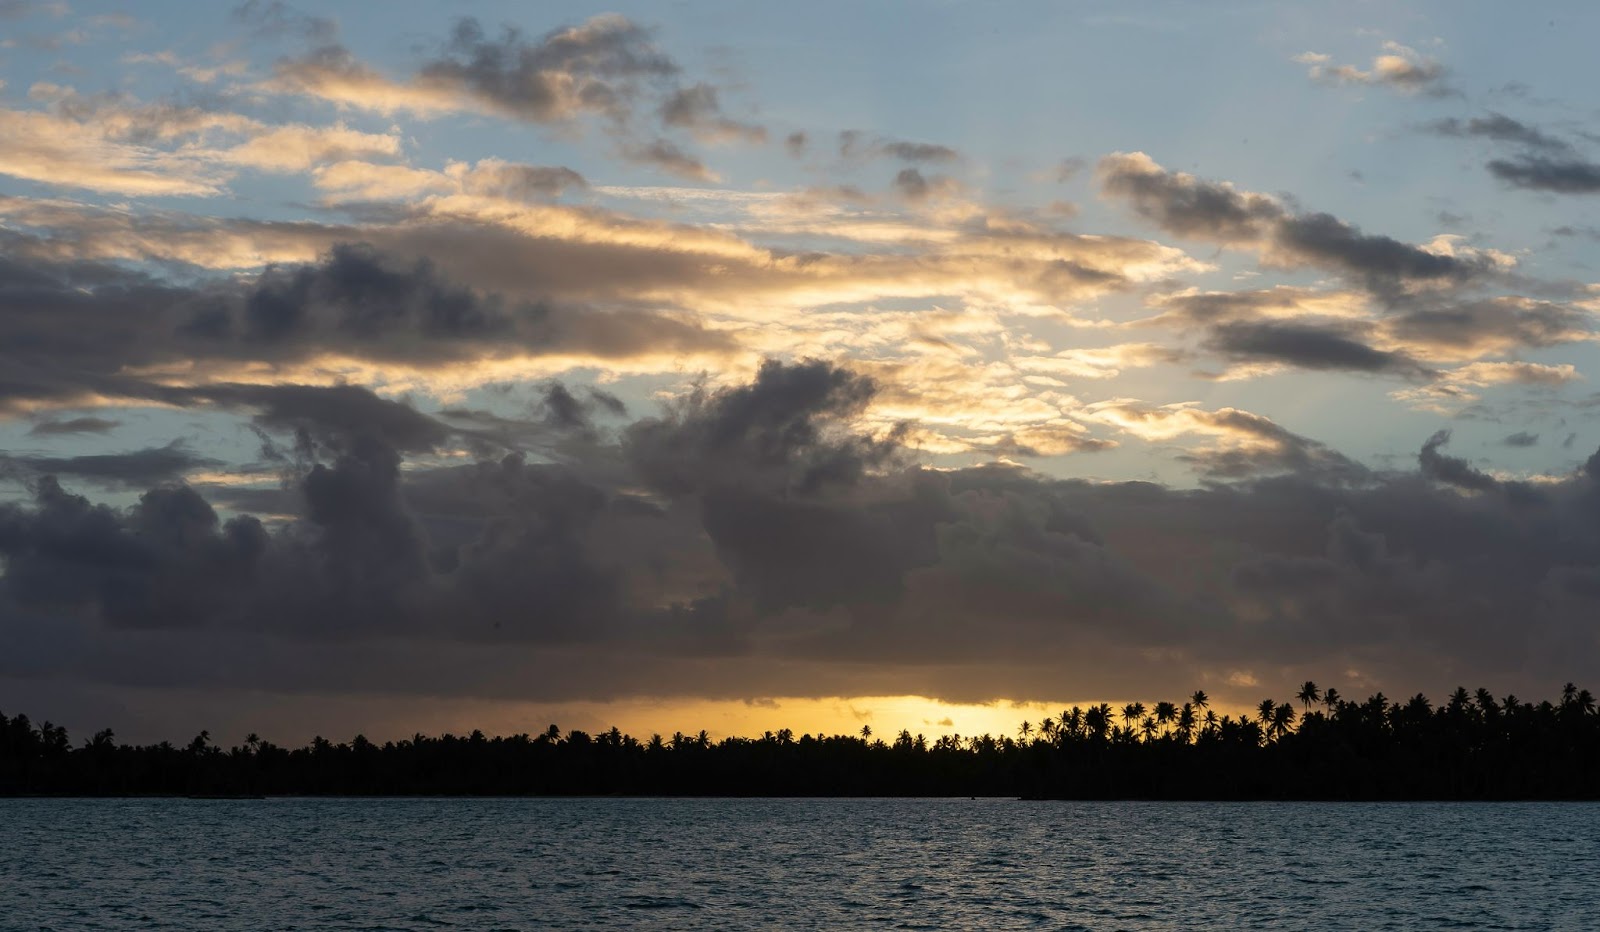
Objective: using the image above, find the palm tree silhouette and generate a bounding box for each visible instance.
[1176,703,1195,744]
[1153,701,1177,738]
[1297,681,1320,710]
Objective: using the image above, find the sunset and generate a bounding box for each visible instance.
[4,2,1600,927]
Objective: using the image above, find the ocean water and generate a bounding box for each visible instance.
[2,798,1596,930]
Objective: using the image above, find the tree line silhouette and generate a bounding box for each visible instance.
[5,683,1600,799]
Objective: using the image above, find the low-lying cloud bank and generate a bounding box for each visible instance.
[4,360,1599,725]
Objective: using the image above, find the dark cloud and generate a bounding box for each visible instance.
[1386,298,1591,355]
[1098,153,1280,242]
[1176,409,1367,483]
[1098,153,1493,291]
[1423,113,1569,151]
[194,383,452,455]
[1418,430,1499,493]
[417,15,678,123]
[1488,156,1600,194]
[27,416,120,436]
[893,168,931,201]
[658,83,765,143]
[1502,431,1539,448]
[839,131,961,165]
[879,140,960,163]
[626,358,891,499]
[621,138,715,180]
[6,360,1600,718]
[268,14,735,178]
[463,163,587,200]
[784,131,807,158]
[0,241,732,412]
[1204,322,1433,377]
[0,441,222,489]
[1274,212,1478,287]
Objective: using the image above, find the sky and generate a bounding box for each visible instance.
[4,1,1600,744]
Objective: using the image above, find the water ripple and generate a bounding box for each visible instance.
[2,798,1598,929]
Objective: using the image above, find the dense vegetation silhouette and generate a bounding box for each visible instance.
[6,683,1600,799]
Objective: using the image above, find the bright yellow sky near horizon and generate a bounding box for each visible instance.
[282,694,1259,746]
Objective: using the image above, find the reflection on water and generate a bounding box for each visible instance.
[3,798,1597,929]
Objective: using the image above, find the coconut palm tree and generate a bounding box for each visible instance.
[1084,704,1109,742]
[1153,701,1177,737]
[1122,703,1144,737]
[1270,703,1296,741]
[1191,690,1209,713]
[1296,681,1321,710]
[1176,703,1196,744]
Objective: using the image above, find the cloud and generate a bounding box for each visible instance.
[1423,113,1569,152]
[418,15,678,122]
[0,90,403,196]
[11,360,1600,723]
[1295,42,1449,96]
[878,140,961,164]
[1488,156,1600,194]
[1502,431,1539,448]
[1099,152,1496,292]
[839,131,962,164]
[1203,321,1435,378]
[0,107,228,196]
[233,0,337,42]
[265,14,745,177]
[620,138,717,181]
[0,441,222,489]
[1086,401,1364,481]
[658,83,766,144]
[27,416,121,436]
[0,241,735,413]
[267,14,682,123]
[1417,429,1509,495]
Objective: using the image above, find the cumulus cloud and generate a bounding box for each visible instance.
[1294,42,1449,96]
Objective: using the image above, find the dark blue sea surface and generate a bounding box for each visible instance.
[2,797,1596,930]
